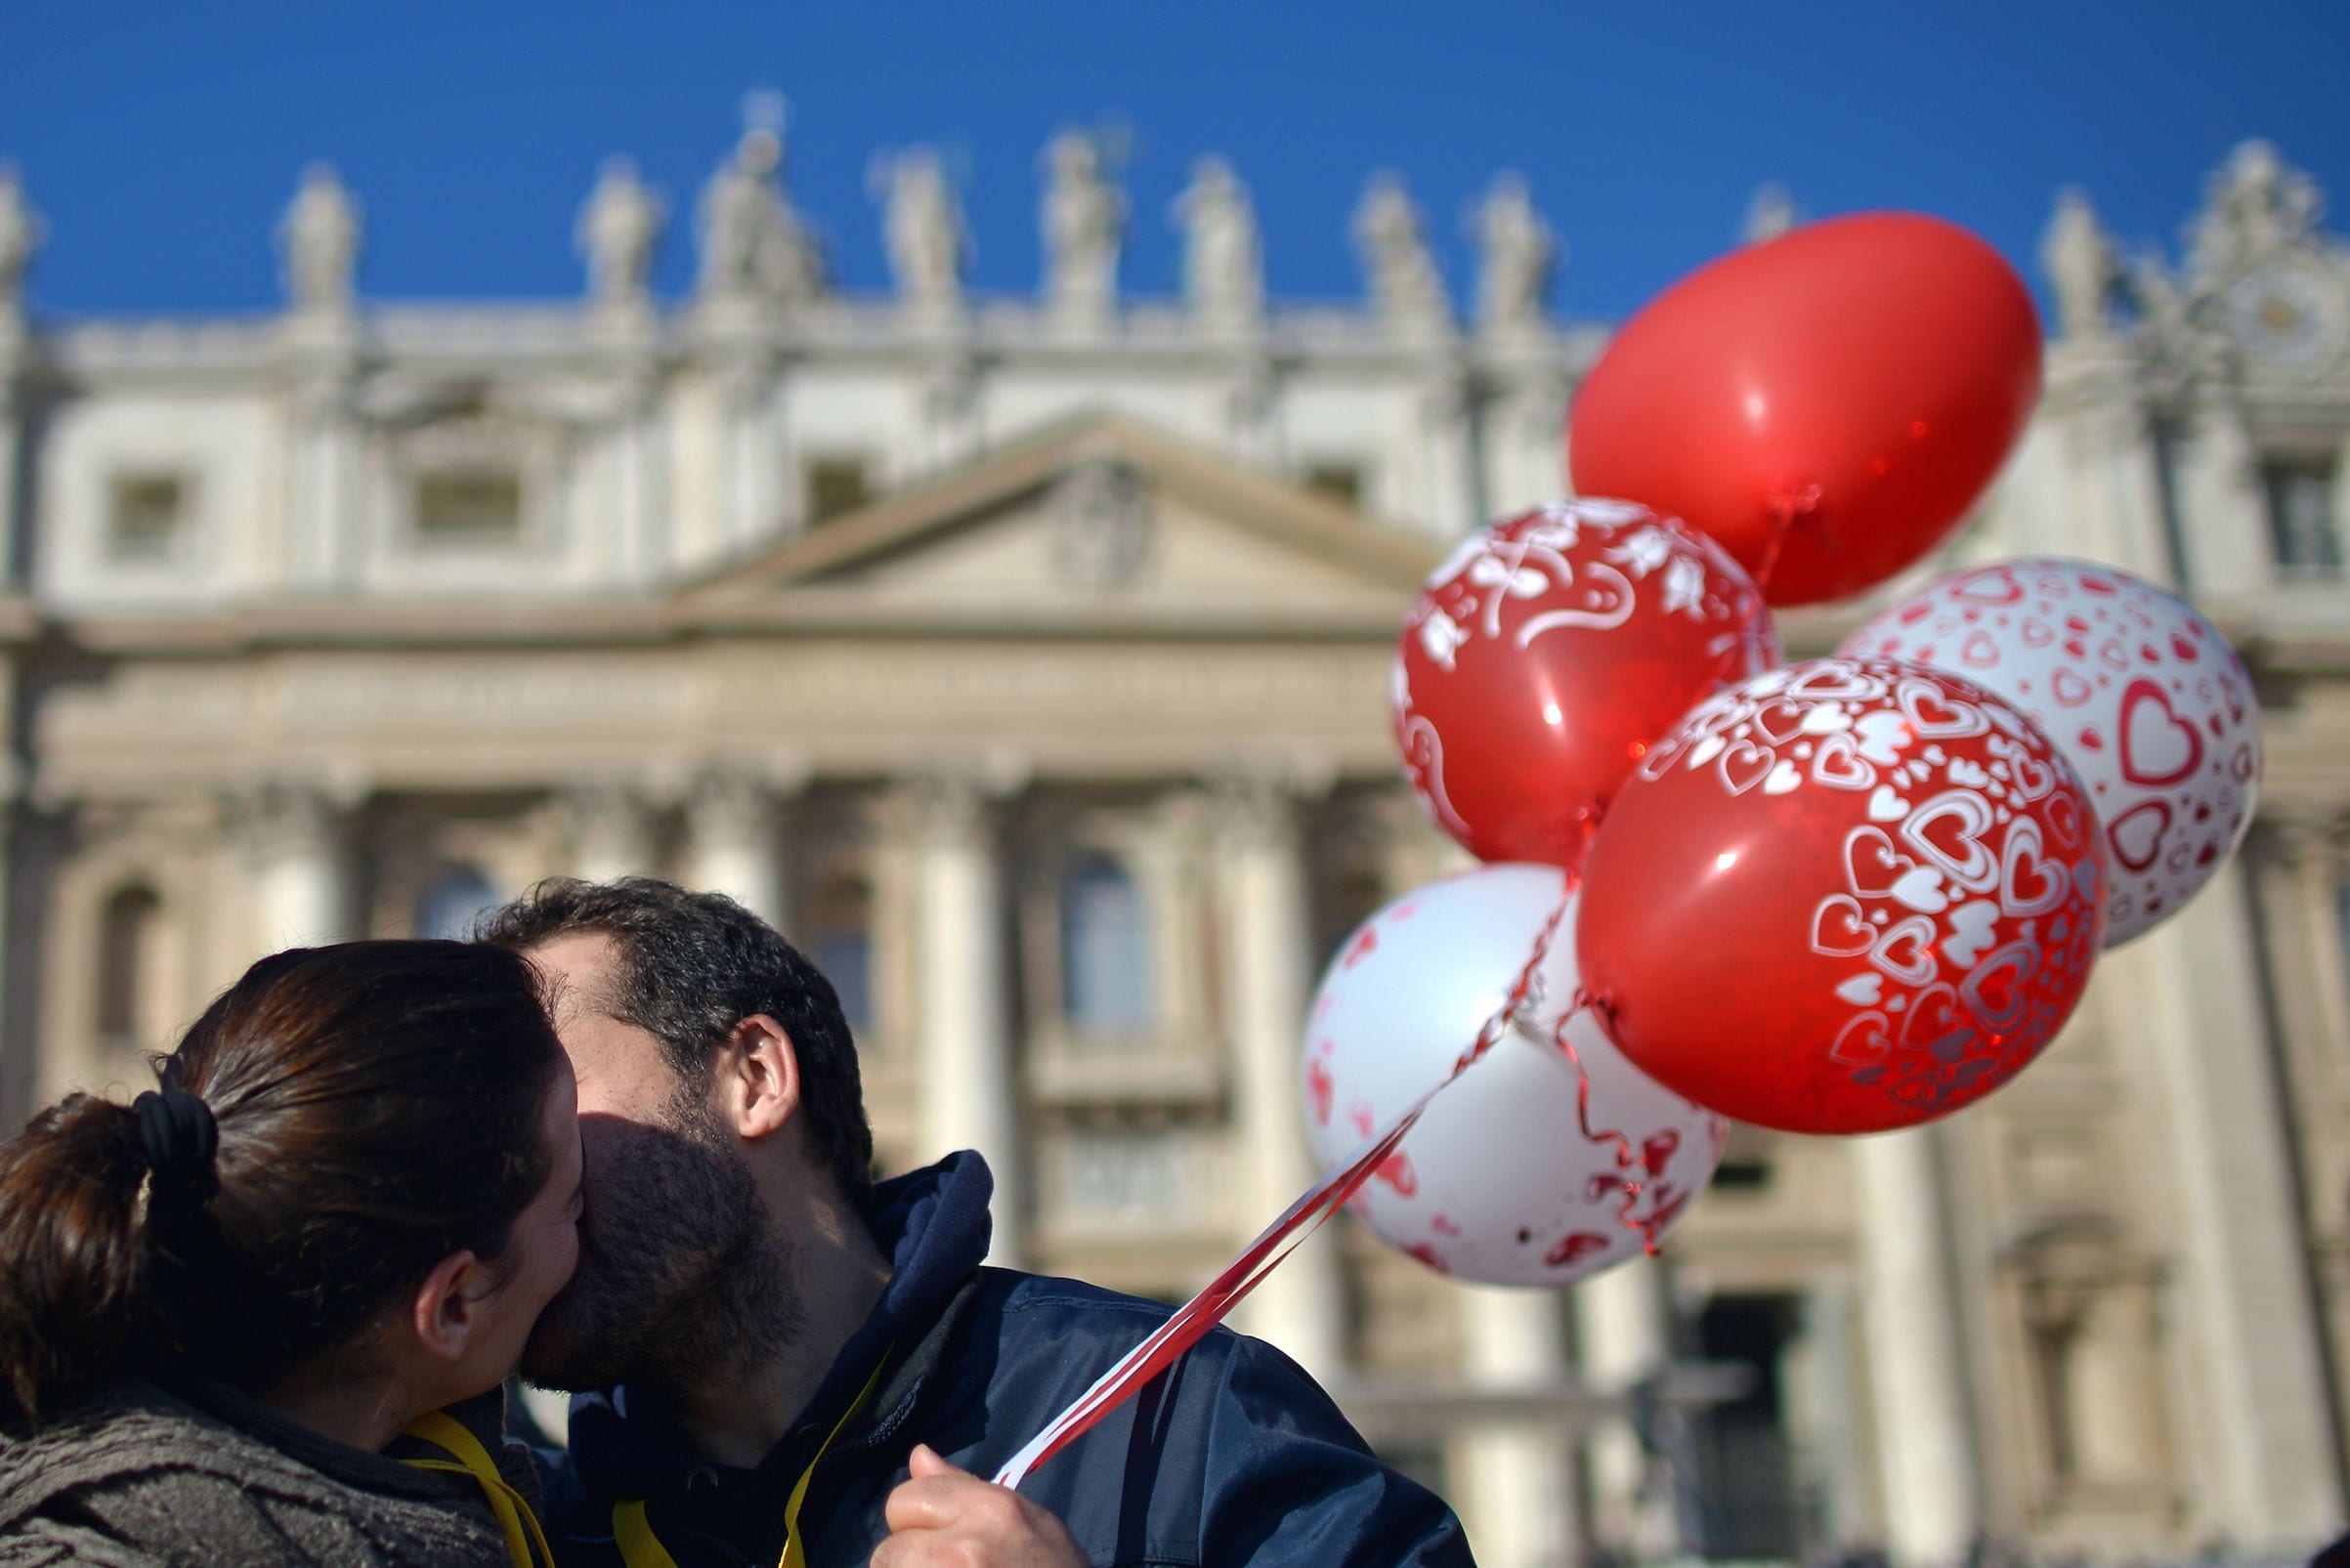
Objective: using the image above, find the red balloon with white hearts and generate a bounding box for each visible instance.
[1394,499,1780,871]
[1303,864,1726,1285]
[1841,558,2259,946]
[1577,658,2109,1135]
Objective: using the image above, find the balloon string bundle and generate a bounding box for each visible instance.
[1554,996,1679,1256]
[992,892,1574,1492]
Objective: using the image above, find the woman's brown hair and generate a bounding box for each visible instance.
[0,940,568,1425]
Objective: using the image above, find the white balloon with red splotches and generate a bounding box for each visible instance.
[1302,863,1727,1287]
[1841,557,2259,946]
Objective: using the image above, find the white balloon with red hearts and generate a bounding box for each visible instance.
[1841,557,2260,946]
[1302,863,1727,1287]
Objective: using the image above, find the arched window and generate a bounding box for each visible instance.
[413,865,503,941]
[97,883,161,1043]
[1060,851,1151,1037]
[804,870,875,1033]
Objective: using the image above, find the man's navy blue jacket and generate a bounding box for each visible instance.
[534,1151,1473,1566]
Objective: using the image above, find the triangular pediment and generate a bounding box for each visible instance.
[684,413,1439,634]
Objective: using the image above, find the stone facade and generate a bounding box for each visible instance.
[0,124,2346,1565]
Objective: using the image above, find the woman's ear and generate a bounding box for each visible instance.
[714,1013,801,1142]
[408,1249,488,1365]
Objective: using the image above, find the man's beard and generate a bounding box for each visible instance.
[522,1086,803,1396]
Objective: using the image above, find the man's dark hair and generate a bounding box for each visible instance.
[477,876,875,1207]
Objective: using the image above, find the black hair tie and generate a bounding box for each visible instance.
[131,1085,219,1206]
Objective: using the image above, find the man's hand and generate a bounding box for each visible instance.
[874,1444,1088,1567]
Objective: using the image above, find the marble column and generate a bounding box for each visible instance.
[1575,1254,1675,1556]
[2098,856,2345,1542]
[1212,769,1346,1383]
[239,783,360,951]
[1450,1287,1577,1568]
[0,362,22,584]
[2181,393,2266,595]
[1853,1125,1981,1565]
[683,765,804,930]
[1420,370,1477,543]
[1785,1280,1872,1547]
[603,360,667,587]
[286,364,362,593]
[907,769,1023,1264]
[561,780,660,883]
[919,351,982,476]
[712,355,779,550]
[1224,356,1280,468]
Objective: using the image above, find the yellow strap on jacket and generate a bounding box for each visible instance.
[401,1408,557,1568]
[613,1351,891,1568]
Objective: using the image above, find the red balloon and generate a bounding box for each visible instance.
[1576,657,2106,1135]
[1394,499,1780,869]
[1568,213,2043,608]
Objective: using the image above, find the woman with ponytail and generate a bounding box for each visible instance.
[0,940,581,1566]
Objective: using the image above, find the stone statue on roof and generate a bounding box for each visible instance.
[698,94,825,309]
[1175,155,1262,333]
[278,163,362,316]
[2042,188,2119,339]
[1042,129,1125,327]
[1353,173,1450,335]
[577,158,664,313]
[0,165,41,320]
[880,147,967,325]
[1474,173,1555,338]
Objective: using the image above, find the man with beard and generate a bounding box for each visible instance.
[480,876,1471,1567]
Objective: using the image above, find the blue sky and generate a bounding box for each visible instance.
[3,2,2346,324]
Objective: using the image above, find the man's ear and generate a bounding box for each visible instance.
[409,1249,489,1366]
[711,1013,801,1142]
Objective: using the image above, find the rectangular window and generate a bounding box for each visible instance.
[806,456,872,526]
[2263,455,2342,579]
[413,470,525,552]
[107,473,188,565]
[1303,462,1364,510]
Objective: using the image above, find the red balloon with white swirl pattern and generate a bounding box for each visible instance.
[1839,557,2260,947]
[1576,657,2109,1135]
[1393,499,1780,871]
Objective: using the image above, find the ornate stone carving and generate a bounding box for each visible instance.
[877,147,967,327]
[2127,143,2350,379]
[0,164,42,325]
[1174,156,1261,334]
[278,164,362,318]
[1041,129,1125,329]
[1473,173,1554,340]
[899,754,1031,845]
[2042,188,2120,340]
[697,98,825,310]
[2190,141,2325,283]
[1352,174,1450,337]
[577,157,664,315]
[1051,456,1153,591]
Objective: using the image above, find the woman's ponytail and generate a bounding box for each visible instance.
[0,1094,157,1425]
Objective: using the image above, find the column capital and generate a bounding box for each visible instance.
[224,771,366,862]
[1204,753,1338,845]
[554,771,670,881]
[688,752,814,822]
[895,753,1030,840]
